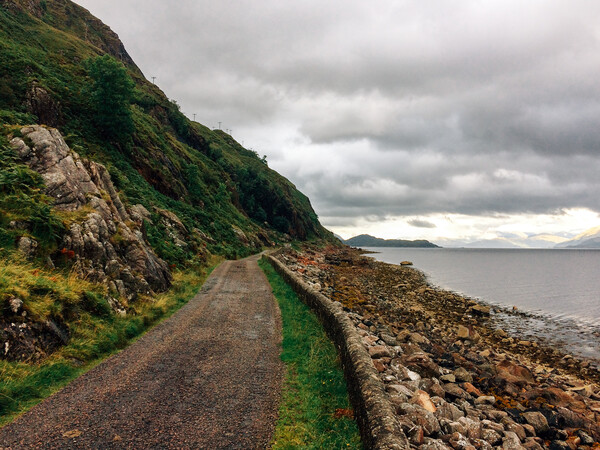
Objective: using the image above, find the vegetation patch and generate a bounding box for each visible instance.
[259,258,361,449]
[0,255,220,426]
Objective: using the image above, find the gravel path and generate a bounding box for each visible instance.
[0,255,283,449]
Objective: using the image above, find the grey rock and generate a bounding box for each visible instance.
[387,383,414,398]
[447,431,473,449]
[442,420,465,435]
[482,428,502,445]
[474,395,496,405]
[457,416,482,440]
[12,126,172,301]
[409,332,430,345]
[504,421,526,441]
[17,236,38,258]
[434,400,465,421]
[8,297,23,314]
[522,438,544,450]
[521,424,535,437]
[440,374,456,383]
[420,438,452,449]
[502,431,524,449]
[454,367,473,383]
[397,403,441,436]
[481,419,504,433]
[129,204,152,223]
[520,412,548,436]
[380,333,398,346]
[443,383,469,400]
[369,344,392,359]
[469,304,491,316]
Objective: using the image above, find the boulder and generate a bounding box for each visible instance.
[469,304,491,316]
[496,360,534,385]
[17,236,38,258]
[368,345,392,359]
[520,412,548,436]
[501,431,523,449]
[396,403,441,436]
[454,367,473,383]
[410,389,437,413]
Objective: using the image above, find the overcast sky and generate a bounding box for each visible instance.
[74,0,600,244]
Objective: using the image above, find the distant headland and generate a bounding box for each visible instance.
[342,234,440,248]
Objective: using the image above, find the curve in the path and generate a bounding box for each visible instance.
[0,255,282,449]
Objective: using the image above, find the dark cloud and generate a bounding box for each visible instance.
[74,0,600,235]
[408,219,436,229]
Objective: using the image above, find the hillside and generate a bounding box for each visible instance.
[344,234,439,248]
[0,0,332,368]
[555,226,600,249]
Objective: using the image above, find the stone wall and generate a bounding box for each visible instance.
[265,254,408,449]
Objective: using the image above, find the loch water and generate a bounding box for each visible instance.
[365,247,600,362]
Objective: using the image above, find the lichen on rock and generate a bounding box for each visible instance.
[10,125,172,302]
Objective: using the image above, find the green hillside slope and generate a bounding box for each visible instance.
[0,0,334,379]
[0,0,331,265]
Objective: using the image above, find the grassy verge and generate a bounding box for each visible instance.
[259,258,362,449]
[0,255,220,426]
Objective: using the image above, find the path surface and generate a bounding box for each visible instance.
[0,255,282,449]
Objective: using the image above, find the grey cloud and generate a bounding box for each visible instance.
[75,0,600,227]
[408,219,436,229]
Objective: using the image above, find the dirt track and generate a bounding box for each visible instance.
[0,255,283,449]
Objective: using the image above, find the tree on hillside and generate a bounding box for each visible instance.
[86,54,135,143]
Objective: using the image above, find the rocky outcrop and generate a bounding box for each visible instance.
[10,125,171,301]
[25,82,62,127]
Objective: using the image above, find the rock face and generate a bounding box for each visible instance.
[25,82,62,127]
[11,126,171,301]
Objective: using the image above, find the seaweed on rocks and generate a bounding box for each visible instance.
[277,246,600,449]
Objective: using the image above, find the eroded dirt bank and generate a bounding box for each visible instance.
[276,246,600,449]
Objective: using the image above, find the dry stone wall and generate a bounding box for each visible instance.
[265,253,409,449]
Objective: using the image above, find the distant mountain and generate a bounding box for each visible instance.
[437,233,570,249]
[344,234,440,248]
[556,226,600,248]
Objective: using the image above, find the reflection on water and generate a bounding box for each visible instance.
[366,247,600,363]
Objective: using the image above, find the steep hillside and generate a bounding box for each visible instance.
[0,0,332,366]
[0,0,331,256]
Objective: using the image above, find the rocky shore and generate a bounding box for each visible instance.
[275,246,600,449]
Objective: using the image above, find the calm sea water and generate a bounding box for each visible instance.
[365,247,600,361]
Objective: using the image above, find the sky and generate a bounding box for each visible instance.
[74,0,600,245]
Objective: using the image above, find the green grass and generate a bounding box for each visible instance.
[0,256,220,426]
[259,258,362,449]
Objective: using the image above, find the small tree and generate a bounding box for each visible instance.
[86,55,135,143]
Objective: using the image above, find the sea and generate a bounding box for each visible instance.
[364,247,600,363]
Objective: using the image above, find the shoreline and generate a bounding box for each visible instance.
[363,247,600,368]
[276,245,600,448]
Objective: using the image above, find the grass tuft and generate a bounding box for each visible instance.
[259,258,362,449]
